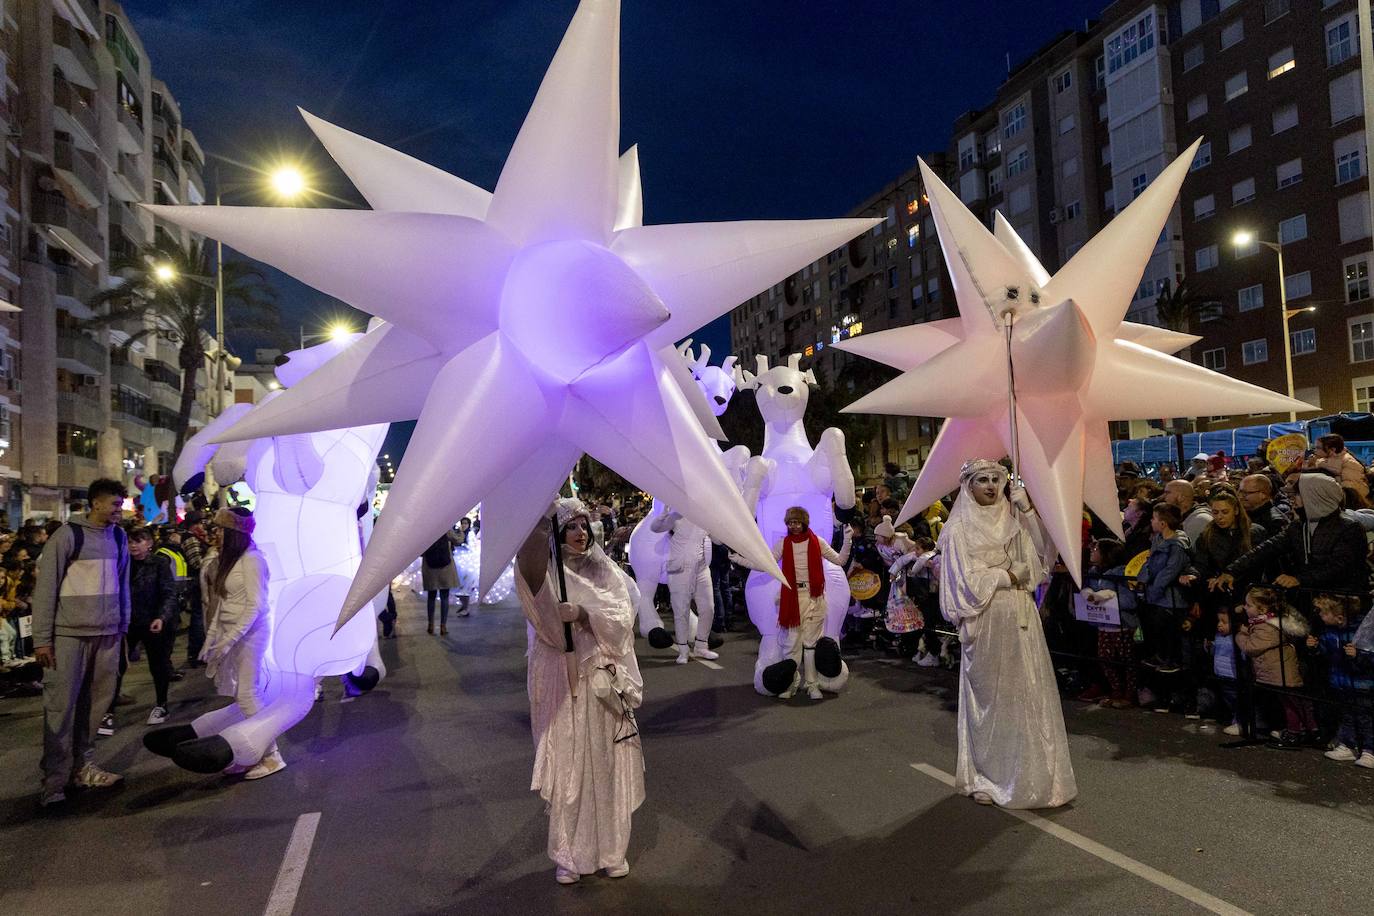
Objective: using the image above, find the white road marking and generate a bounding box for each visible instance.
[910,764,1252,916]
[263,812,322,916]
[695,658,724,670]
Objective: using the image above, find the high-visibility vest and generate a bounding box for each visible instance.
[157,546,189,580]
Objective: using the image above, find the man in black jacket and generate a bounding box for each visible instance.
[1238,474,1290,535]
[125,528,179,725]
[1215,473,1368,596]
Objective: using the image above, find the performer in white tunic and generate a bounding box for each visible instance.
[649,508,718,664]
[515,498,646,885]
[939,459,1076,809]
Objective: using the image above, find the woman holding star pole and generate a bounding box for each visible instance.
[515,496,645,885]
[939,459,1077,809]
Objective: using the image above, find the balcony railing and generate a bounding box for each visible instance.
[57,453,101,488]
[53,77,98,140]
[153,157,179,191]
[52,16,98,85]
[56,328,107,373]
[150,379,181,411]
[33,191,102,260]
[112,362,149,393]
[117,104,145,148]
[54,135,103,202]
[53,263,96,305]
[57,391,106,430]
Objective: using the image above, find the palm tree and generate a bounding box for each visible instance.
[1153,278,1222,337]
[86,236,282,459]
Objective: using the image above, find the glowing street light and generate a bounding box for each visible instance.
[1232,229,1310,421]
[269,164,308,201]
[153,263,177,283]
[329,323,355,341]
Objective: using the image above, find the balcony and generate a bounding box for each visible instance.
[56,328,107,375]
[33,191,103,264]
[57,390,106,430]
[116,104,144,156]
[52,15,99,91]
[57,454,101,488]
[109,152,146,204]
[109,224,139,263]
[53,77,98,145]
[153,157,180,198]
[53,263,96,310]
[112,361,149,393]
[54,135,103,208]
[150,379,181,411]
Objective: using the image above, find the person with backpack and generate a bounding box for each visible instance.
[32,478,131,807]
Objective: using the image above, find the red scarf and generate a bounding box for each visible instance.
[778,531,824,629]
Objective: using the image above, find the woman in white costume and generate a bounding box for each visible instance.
[515,497,645,885]
[939,459,1076,809]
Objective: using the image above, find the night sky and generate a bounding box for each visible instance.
[120,0,1106,455]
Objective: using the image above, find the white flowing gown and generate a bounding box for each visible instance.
[515,546,646,873]
[939,484,1077,809]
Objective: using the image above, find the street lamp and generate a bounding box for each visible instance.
[1231,230,1317,423]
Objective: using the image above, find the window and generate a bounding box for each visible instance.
[1267,47,1296,80]
[1220,19,1244,51]
[1339,192,1372,243]
[984,131,1001,156]
[1276,158,1303,188]
[911,284,924,305]
[1264,0,1292,22]
[1328,17,1357,67]
[1351,317,1374,362]
[1065,200,1082,220]
[1243,339,1269,365]
[1335,133,1365,183]
[907,225,919,248]
[1285,270,1313,300]
[1195,244,1219,271]
[888,267,898,289]
[1183,44,1205,72]
[959,135,977,169]
[1271,103,1298,134]
[1191,141,1212,171]
[1006,146,1030,177]
[1203,347,1227,370]
[1238,284,1265,311]
[1106,11,1156,74]
[1346,256,1371,302]
[1054,69,1072,93]
[1278,214,1308,244]
[1229,124,1252,154]
[1225,71,1249,101]
[1003,102,1026,138]
[1187,94,1209,121]
[1355,377,1374,412]
[1331,70,1363,123]
[1063,155,1079,177]
[1095,54,1105,90]
[927,277,941,299]
[1232,177,1256,204]
[1131,172,1149,199]
[987,167,1002,195]
[1194,195,1216,220]
[1290,327,1316,356]
[1058,114,1076,135]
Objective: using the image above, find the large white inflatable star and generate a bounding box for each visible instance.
[836,139,1308,582]
[148,0,874,623]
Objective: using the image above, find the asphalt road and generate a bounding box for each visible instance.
[3,591,1372,916]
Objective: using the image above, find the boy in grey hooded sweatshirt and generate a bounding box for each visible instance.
[32,479,130,805]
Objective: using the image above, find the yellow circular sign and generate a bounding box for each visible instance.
[1123,550,1150,578]
[848,569,882,600]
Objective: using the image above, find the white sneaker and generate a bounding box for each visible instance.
[97,713,115,737]
[1325,744,1357,762]
[807,686,823,701]
[146,706,168,726]
[692,641,719,661]
[555,866,580,885]
[1356,751,1374,769]
[675,645,690,665]
[1222,723,1242,736]
[913,651,939,667]
[244,749,286,781]
[604,861,630,878]
[72,763,122,789]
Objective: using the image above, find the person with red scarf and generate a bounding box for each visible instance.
[737,506,851,700]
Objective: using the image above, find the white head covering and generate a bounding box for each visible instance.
[555,496,590,531]
[874,515,896,539]
[945,459,1018,559]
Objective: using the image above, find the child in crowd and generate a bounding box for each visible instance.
[1081,538,1137,709]
[1208,609,1243,735]
[1136,503,1193,675]
[1305,593,1374,767]
[1234,586,1318,746]
[892,536,949,667]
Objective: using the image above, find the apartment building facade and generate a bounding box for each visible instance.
[8,0,230,523]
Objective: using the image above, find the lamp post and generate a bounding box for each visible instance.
[1232,231,1316,423]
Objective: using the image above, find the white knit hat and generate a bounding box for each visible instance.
[554,497,590,530]
[874,515,895,539]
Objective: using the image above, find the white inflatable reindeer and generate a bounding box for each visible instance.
[628,340,749,649]
[146,335,389,773]
[733,353,856,695]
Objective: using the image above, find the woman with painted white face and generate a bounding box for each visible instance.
[939,459,1077,809]
[515,497,645,886]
